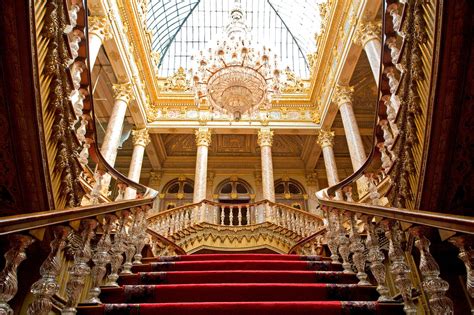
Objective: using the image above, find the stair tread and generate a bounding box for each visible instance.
[119,270,358,285]
[100,283,379,303]
[79,301,403,315]
[133,260,342,272]
[142,254,329,262]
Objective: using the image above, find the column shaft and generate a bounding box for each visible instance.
[193,145,209,202]
[100,99,127,166]
[339,101,366,171]
[260,146,275,201]
[88,33,103,70]
[193,128,212,203]
[365,39,382,83]
[258,129,275,202]
[125,128,150,200]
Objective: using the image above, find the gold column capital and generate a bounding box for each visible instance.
[257,128,274,147]
[317,129,335,148]
[353,20,382,47]
[131,128,150,147]
[195,127,212,147]
[112,82,134,104]
[333,85,354,107]
[88,16,113,41]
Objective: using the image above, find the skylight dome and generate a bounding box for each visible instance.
[146,0,322,78]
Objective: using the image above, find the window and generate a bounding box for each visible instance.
[274,178,307,210]
[160,177,194,211]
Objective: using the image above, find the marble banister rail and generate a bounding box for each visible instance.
[315,1,473,314]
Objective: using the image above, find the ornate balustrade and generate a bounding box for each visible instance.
[0,197,174,314]
[315,0,474,314]
[146,200,325,253]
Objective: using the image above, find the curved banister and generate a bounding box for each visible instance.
[81,11,154,196]
[316,189,474,234]
[326,1,389,197]
[146,228,186,255]
[288,226,327,255]
[0,198,154,235]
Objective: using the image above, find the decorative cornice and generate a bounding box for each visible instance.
[353,20,382,47]
[195,127,212,147]
[131,128,150,147]
[88,16,112,41]
[257,128,274,147]
[317,129,335,148]
[333,85,354,107]
[112,82,134,103]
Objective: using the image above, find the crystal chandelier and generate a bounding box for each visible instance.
[191,0,282,121]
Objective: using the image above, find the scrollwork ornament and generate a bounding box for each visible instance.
[0,235,35,315]
[27,226,71,315]
[62,220,97,314]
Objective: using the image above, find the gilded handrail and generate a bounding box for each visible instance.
[0,198,154,235]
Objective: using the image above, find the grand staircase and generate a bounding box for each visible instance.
[77,253,403,315]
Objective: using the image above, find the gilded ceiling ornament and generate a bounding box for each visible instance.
[333,85,354,107]
[131,128,151,147]
[151,51,160,76]
[112,82,134,103]
[195,128,212,147]
[307,52,318,76]
[311,110,321,124]
[353,20,382,47]
[281,68,305,93]
[257,128,274,147]
[162,67,190,92]
[317,129,335,148]
[88,16,112,41]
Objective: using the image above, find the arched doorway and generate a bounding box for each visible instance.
[215,177,254,225]
[274,177,308,210]
[160,177,194,211]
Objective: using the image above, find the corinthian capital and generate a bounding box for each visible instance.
[88,16,112,41]
[112,82,134,103]
[317,130,335,148]
[132,128,150,147]
[257,128,274,147]
[333,85,354,107]
[195,127,212,147]
[353,20,382,47]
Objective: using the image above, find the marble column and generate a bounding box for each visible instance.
[317,130,340,187]
[353,21,382,85]
[125,128,150,199]
[100,82,134,167]
[257,128,275,202]
[334,85,368,195]
[334,85,366,171]
[88,16,112,70]
[193,128,212,203]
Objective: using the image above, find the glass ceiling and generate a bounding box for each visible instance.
[147,0,321,79]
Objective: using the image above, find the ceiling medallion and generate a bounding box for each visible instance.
[191,0,283,121]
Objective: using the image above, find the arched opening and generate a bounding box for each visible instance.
[274,178,308,210]
[160,177,194,211]
[215,177,254,225]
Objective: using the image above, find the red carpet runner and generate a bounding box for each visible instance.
[78,253,403,315]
